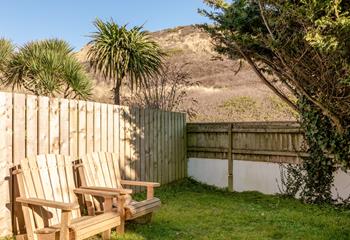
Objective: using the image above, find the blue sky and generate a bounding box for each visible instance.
[0,0,210,50]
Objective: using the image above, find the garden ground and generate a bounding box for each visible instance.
[108,178,350,240]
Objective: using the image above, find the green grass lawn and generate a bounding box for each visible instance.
[109,178,350,240]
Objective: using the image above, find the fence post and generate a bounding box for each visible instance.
[228,123,233,192]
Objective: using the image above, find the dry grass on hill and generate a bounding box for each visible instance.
[2,25,298,122]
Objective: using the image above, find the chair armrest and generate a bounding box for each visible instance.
[79,186,132,195]
[120,180,160,187]
[16,197,79,211]
[74,188,122,197]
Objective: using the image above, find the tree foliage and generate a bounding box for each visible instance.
[201,0,350,133]
[2,39,92,99]
[0,38,14,78]
[87,18,165,104]
[201,0,350,203]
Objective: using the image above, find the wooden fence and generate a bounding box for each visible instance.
[0,91,186,237]
[187,122,306,190]
[187,122,305,163]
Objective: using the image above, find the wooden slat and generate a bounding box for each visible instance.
[26,156,47,227]
[144,109,150,182]
[119,107,126,179]
[86,102,94,153]
[62,155,80,219]
[59,99,69,155]
[78,101,87,156]
[13,93,26,233]
[182,114,188,177]
[149,109,154,183]
[21,157,45,231]
[46,155,63,222]
[26,95,37,157]
[100,104,108,152]
[69,100,78,158]
[49,98,60,154]
[129,108,136,191]
[98,152,113,187]
[175,113,180,181]
[134,108,141,192]
[164,111,169,184]
[0,92,13,237]
[93,102,101,152]
[156,110,162,182]
[113,106,120,157]
[168,112,172,182]
[13,93,26,163]
[140,109,146,183]
[124,107,131,181]
[105,153,117,188]
[36,155,59,226]
[107,104,114,152]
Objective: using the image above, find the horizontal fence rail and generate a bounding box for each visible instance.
[187,122,306,164]
[0,91,186,237]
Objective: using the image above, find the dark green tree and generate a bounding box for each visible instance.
[201,0,350,203]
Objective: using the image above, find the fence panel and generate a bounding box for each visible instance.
[187,122,305,164]
[0,91,187,237]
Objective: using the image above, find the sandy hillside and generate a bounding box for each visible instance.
[76,25,298,122]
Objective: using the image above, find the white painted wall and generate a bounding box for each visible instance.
[188,158,228,188]
[188,158,350,198]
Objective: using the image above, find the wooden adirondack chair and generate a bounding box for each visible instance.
[76,152,161,223]
[13,154,129,240]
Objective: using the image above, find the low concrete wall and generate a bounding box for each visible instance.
[188,158,350,198]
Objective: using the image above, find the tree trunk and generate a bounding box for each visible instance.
[114,85,120,105]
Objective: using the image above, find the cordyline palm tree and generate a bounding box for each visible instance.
[87,18,164,105]
[3,39,92,99]
[0,38,14,79]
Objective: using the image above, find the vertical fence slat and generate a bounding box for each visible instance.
[134,108,141,192]
[78,101,87,156]
[100,104,108,152]
[93,102,101,152]
[119,107,126,179]
[140,109,145,182]
[59,99,69,155]
[157,110,162,182]
[13,93,26,234]
[38,96,49,154]
[0,92,13,237]
[165,111,169,184]
[149,109,154,183]
[69,100,78,158]
[113,106,120,178]
[26,95,37,158]
[86,102,94,153]
[160,111,165,183]
[49,98,60,154]
[107,104,114,152]
[183,113,187,178]
[175,113,180,181]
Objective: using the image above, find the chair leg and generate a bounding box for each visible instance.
[102,197,113,239]
[60,210,71,240]
[102,230,111,240]
[133,213,153,224]
[117,195,126,234]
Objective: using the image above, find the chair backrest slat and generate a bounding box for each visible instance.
[81,152,123,189]
[19,154,80,229]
